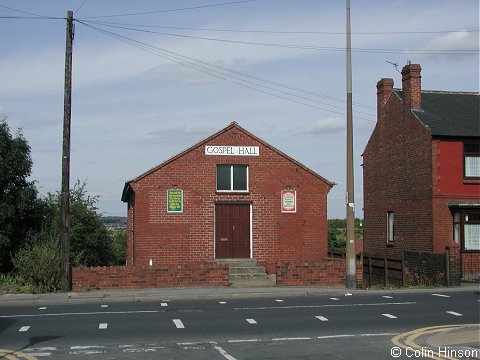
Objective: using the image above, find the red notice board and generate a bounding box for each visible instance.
[281,190,297,213]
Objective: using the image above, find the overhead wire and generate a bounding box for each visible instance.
[0,3,63,19]
[76,20,480,55]
[75,20,480,35]
[79,0,259,19]
[76,20,377,122]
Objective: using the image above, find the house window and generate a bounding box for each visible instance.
[464,143,480,179]
[387,211,395,243]
[453,210,480,251]
[216,165,248,192]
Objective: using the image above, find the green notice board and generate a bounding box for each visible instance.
[167,189,183,213]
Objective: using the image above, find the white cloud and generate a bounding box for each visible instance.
[147,124,215,143]
[416,30,479,62]
[305,117,344,134]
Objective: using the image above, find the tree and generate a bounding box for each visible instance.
[0,121,45,272]
[44,181,116,267]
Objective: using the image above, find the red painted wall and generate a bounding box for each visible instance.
[433,140,480,196]
[126,125,332,274]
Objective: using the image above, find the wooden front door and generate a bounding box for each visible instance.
[215,204,250,258]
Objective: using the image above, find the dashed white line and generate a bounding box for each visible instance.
[228,339,261,343]
[382,296,393,299]
[446,311,462,317]
[219,301,227,304]
[329,297,340,301]
[0,310,159,318]
[161,303,168,307]
[382,313,397,319]
[213,344,238,360]
[234,301,416,310]
[101,305,108,308]
[38,307,47,310]
[173,319,185,329]
[317,334,355,339]
[273,337,312,341]
[275,299,284,302]
[99,323,108,329]
[246,318,257,324]
[315,316,329,322]
[431,294,450,298]
[19,326,30,332]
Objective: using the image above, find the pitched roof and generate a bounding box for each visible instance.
[121,122,334,202]
[394,89,479,137]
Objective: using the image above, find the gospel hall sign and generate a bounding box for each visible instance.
[205,145,260,156]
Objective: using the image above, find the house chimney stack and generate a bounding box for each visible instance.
[376,78,394,120]
[401,63,422,109]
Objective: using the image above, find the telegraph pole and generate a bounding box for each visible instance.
[61,10,74,292]
[345,0,356,289]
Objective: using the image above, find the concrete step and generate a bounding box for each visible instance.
[216,258,257,267]
[229,266,267,275]
[229,272,271,281]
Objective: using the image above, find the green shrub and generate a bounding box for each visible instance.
[12,230,61,292]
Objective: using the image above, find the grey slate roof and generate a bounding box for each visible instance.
[395,89,479,137]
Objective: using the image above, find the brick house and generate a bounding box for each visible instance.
[363,63,479,284]
[121,122,334,276]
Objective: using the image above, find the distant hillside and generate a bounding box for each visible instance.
[101,216,127,228]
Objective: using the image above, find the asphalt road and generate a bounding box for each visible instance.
[0,289,479,359]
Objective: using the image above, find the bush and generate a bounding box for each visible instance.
[12,229,61,292]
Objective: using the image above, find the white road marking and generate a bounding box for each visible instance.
[38,307,47,310]
[273,337,312,341]
[432,294,450,298]
[173,319,185,329]
[219,301,227,304]
[446,311,462,317]
[246,318,257,324]
[213,345,238,360]
[161,303,168,307]
[317,334,355,339]
[382,296,393,299]
[234,301,416,310]
[19,326,30,332]
[315,316,329,321]
[101,305,108,308]
[99,323,108,329]
[25,352,52,357]
[275,299,284,302]
[1,310,159,318]
[330,297,340,301]
[382,313,397,319]
[71,346,106,350]
[228,339,261,343]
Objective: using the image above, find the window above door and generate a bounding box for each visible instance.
[216,165,249,192]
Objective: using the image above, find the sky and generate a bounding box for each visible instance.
[1,0,478,219]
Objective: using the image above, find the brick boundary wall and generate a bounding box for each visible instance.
[461,252,480,282]
[404,250,446,286]
[72,262,229,291]
[275,258,363,288]
[403,247,461,287]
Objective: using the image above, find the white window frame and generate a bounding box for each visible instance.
[216,165,249,192]
[387,211,395,243]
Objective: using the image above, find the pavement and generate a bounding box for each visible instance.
[0,282,478,305]
[1,283,479,359]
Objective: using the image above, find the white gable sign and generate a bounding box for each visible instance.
[205,145,259,156]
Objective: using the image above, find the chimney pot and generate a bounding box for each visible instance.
[376,78,394,120]
[401,64,422,109]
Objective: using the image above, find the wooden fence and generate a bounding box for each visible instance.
[363,255,404,287]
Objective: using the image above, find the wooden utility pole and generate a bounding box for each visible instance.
[61,10,74,292]
[345,0,356,289]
